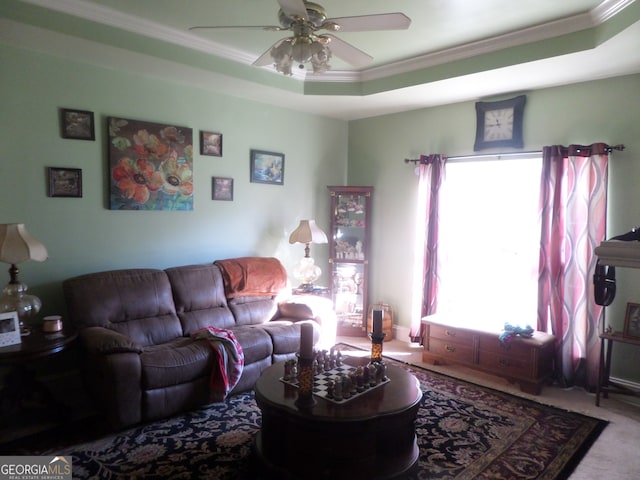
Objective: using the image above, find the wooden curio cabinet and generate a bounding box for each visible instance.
[327,186,373,336]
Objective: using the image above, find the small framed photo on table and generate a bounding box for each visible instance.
[623,302,640,339]
[0,311,21,347]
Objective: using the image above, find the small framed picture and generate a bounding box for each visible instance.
[0,311,21,348]
[250,149,284,185]
[623,302,640,339]
[212,177,233,201]
[200,131,223,157]
[60,108,95,140]
[48,167,83,198]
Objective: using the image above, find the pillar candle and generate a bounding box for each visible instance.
[373,309,383,336]
[300,323,314,359]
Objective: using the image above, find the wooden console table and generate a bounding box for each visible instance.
[596,332,640,406]
[421,317,555,394]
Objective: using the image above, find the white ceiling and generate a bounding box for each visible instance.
[4,0,640,120]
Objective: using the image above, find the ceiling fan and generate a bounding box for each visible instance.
[189,0,411,75]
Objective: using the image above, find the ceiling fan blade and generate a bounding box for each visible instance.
[328,13,411,32]
[277,0,308,20]
[324,34,373,68]
[189,25,282,31]
[253,38,287,66]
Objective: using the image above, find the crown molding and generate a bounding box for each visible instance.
[21,0,636,85]
[21,0,257,64]
[593,0,636,21]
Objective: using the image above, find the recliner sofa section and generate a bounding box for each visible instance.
[63,259,325,430]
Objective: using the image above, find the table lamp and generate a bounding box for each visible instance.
[289,219,328,292]
[0,223,48,335]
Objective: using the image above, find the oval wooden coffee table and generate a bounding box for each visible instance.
[254,356,422,479]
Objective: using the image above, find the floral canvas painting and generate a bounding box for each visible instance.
[108,117,194,210]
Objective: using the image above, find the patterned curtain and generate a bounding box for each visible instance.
[537,143,609,388]
[411,154,447,343]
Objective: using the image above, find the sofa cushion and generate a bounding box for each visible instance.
[261,320,321,355]
[227,295,278,326]
[229,326,273,364]
[63,269,182,347]
[141,337,213,390]
[165,264,236,334]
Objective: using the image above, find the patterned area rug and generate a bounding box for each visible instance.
[43,345,606,479]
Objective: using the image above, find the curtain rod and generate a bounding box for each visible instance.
[403,144,625,164]
[404,151,541,164]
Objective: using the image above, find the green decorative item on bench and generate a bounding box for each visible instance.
[499,322,534,344]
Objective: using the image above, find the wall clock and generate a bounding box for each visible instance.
[473,95,526,151]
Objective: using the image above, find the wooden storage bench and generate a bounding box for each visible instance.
[421,317,555,394]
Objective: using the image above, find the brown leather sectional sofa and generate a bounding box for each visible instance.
[63,258,325,430]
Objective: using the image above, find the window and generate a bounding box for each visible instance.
[435,156,542,331]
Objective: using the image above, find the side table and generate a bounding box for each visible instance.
[0,326,78,433]
[292,286,330,298]
[596,332,640,406]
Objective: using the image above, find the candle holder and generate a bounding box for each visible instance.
[295,354,317,409]
[369,332,386,363]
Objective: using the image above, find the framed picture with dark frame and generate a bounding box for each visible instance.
[60,108,95,140]
[212,177,233,201]
[200,131,223,157]
[250,149,284,185]
[48,167,83,198]
[623,302,640,339]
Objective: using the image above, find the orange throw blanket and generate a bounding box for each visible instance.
[215,257,288,298]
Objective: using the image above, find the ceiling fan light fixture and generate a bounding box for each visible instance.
[310,47,331,73]
[201,1,411,76]
[271,35,331,75]
[271,39,294,75]
[321,22,340,32]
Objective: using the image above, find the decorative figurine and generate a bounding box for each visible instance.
[368,363,378,386]
[342,375,351,399]
[326,379,335,399]
[334,376,343,401]
[284,360,292,381]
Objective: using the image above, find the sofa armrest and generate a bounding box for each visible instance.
[278,296,337,348]
[277,301,315,320]
[80,326,143,355]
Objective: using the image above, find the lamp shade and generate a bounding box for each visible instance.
[289,220,328,245]
[0,224,48,264]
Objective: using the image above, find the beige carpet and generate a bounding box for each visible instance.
[338,335,640,480]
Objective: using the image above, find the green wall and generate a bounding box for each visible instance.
[348,73,640,382]
[2,35,639,385]
[0,44,347,318]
